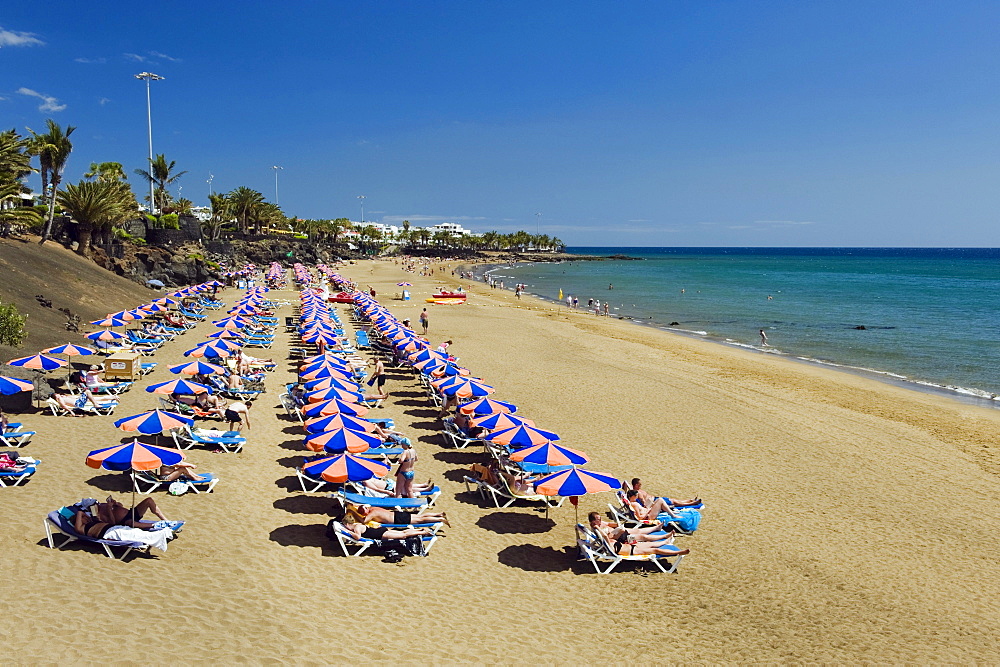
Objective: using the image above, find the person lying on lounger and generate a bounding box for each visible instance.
[335,501,449,528]
[339,520,434,542]
[606,531,689,558]
[587,512,674,543]
[627,478,701,509]
[625,489,686,521]
[97,496,171,529]
[158,461,208,483]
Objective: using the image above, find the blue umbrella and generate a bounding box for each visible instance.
[145,379,214,395]
[114,409,194,434]
[86,440,184,471]
[7,354,68,371]
[0,375,33,395]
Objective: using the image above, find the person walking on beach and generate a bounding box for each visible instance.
[419,308,429,335]
[225,399,253,431]
[367,358,386,393]
[603,302,610,317]
[759,329,769,346]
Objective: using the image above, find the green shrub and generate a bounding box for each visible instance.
[159,213,180,230]
[0,301,27,347]
[145,214,157,225]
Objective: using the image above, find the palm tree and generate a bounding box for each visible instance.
[0,130,39,237]
[28,119,76,244]
[204,192,231,240]
[58,179,136,256]
[84,161,127,183]
[227,186,265,235]
[134,154,187,214]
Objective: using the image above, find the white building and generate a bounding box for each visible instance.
[426,222,475,236]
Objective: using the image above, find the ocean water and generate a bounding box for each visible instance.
[484,248,1000,405]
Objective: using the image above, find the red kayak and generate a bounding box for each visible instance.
[432,291,467,299]
[329,292,356,303]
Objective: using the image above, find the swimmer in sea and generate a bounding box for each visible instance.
[759,329,769,346]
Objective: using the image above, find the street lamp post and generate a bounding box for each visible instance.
[357,195,366,225]
[134,72,164,214]
[535,212,541,235]
[207,173,214,198]
[271,166,283,206]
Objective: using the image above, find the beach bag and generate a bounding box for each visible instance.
[168,481,190,496]
[0,454,16,470]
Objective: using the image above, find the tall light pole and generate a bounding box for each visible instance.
[134,72,164,214]
[271,166,283,206]
[207,173,214,198]
[535,212,541,235]
[357,195,366,225]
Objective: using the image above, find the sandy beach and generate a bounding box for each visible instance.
[2,258,1000,663]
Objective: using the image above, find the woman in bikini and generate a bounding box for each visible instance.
[337,502,450,528]
[340,521,433,542]
[394,440,417,498]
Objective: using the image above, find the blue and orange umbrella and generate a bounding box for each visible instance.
[459,397,517,416]
[301,398,369,418]
[169,361,226,376]
[301,453,391,483]
[84,329,127,342]
[206,329,242,340]
[510,442,590,467]
[436,377,494,399]
[90,316,127,327]
[43,343,95,357]
[86,439,185,471]
[305,387,365,403]
[114,409,194,434]
[302,412,377,434]
[0,376,33,395]
[470,412,535,431]
[304,427,382,454]
[145,379,214,395]
[302,376,362,392]
[300,366,354,381]
[533,468,621,523]
[184,344,232,359]
[486,424,560,448]
[7,353,67,371]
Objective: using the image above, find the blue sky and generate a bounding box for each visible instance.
[3,2,1000,246]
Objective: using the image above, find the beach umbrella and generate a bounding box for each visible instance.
[429,363,470,379]
[90,317,127,327]
[300,358,352,373]
[300,366,355,381]
[169,361,226,376]
[141,303,167,313]
[84,329,127,342]
[206,329,242,339]
[304,427,382,454]
[107,310,141,322]
[43,343,96,358]
[0,376,33,395]
[304,387,365,403]
[509,442,590,467]
[145,379,213,395]
[532,468,621,524]
[86,439,184,471]
[214,320,247,330]
[304,412,378,434]
[7,354,68,371]
[302,376,362,392]
[184,344,232,359]
[114,409,194,435]
[301,453,391,484]
[470,412,535,431]
[85,439,186,526]
[301,398,370,418]
[486,424,560,448]
[438,377,494,399]
[459,397,517,416]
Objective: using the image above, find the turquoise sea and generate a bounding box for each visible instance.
[481,248,1000,406]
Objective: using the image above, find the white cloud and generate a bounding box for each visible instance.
[123,52,147,62]
[0,27,44,48]
[16,87,66,112]
[98,97,111,105]
[753,220,816,226]
[74,57,106,64]
[148,50,180,62]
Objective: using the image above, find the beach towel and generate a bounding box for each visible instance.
[102,526,173,553]
[657,508,701,533]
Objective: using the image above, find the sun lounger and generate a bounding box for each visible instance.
[329,520,437,557]
[464,471,565,509]
[607,489,702,534]
[179,308,206,321]
[347,481,442,505]
[441,420,482,449]
[131,469,219,494]
[88,381,133,395]
[44,508,152,560]
[0,458,39,486]
[334,491,430,511]
[0,430,35,447]
[172,424,246,453]
[295,467,337,493]
[575,523,686,574]
[279,393,303,422]
[46,396,118,417]
[355,446,404,462]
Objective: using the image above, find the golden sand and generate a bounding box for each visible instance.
[2,258,999,662]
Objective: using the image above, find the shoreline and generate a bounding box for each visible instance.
[466,260,1000,412]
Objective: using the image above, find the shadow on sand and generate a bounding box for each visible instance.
[273,495,335,515]
[477,511,555,535]
[496,544,576,573]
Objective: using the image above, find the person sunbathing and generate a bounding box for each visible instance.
[628,478,701,509]
[605,530,689,558]
[163,313,188,328]
[370,423,412,447]
[97,496,171,529]
[500,469,543,495]
[587,512,673,543]
[52,389,114,413]
[336,502,449,527]
[84,365,118,391]
[625,489,684,521]
[340,520,434,542]
[158,461,209,483]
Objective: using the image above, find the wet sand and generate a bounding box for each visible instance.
[2,259,999,662]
